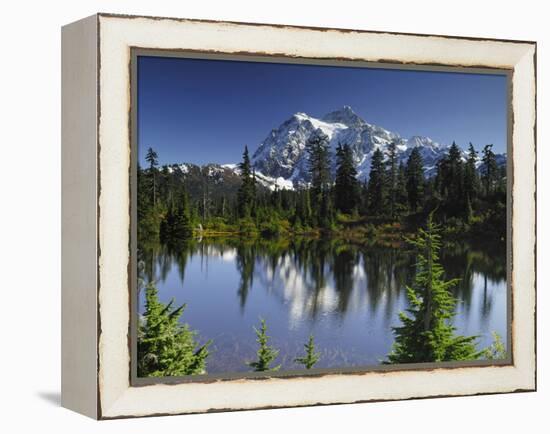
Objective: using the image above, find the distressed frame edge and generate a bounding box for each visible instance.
[61,13,100,420]
[95,11,537,46]
[94,14,537,419]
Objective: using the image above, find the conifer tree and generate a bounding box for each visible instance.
[306,130,332,224]
[137,163,161,244]
[251,169,258,216]
[294,335,321,369]
[436,141,466,217]
[387,215,481,363]
[294,188,312,228]
[319,190,335,229]
[172,198,193,240]
[448,141,465,199]
[161,190,193,243]
[160,206,174,242]
[334,143,360,214]
[302,188,312,226]
[248,318,281,372]
[367,148,386,215]
[138,282,210,377]
[481,144,498,196]
[462,143,479,221]
[237,146,256,217]
[145,147,159,206]
[406,147,424,212]
[396,161,408,214]
[200,178,211,222]
[496,165,507,194]
[359,179,369,215]
[464,143,479,200]
[386,141,399,219]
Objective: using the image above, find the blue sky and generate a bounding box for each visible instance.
[137,55,508,166]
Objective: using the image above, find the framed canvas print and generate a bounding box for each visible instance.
[61,13,536,419]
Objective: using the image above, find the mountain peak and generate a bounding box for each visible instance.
[250,107,506,188]
[407,135,444,151]
[322,106,364,125]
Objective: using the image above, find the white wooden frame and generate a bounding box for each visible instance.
[61,13,536,419]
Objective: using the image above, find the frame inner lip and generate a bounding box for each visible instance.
[127,47,515,387]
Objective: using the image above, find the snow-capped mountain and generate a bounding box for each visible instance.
[160,106,506,192]
[251,106,505,187]
[252,106,405,183]
[162,162,293,194]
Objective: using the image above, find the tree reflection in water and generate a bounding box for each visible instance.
[137,236,506,372]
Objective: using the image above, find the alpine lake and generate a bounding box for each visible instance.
[138,236,507,374]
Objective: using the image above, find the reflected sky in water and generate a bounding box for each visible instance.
[138,238,507,373]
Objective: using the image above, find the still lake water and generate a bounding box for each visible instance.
[138,237,507,373]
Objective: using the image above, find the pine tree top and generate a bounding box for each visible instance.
[138,282,211,377]
[387,214,481,364]
[248,318,281,372]
[294,335,321,370]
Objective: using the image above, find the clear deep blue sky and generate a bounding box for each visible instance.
[137,55,507,166]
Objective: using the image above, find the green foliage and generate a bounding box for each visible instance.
[203,216,231,232]
[334,143,360,214]
[464,143,480,210]
[435,141,466,218]
[367,148,386,215]
[135,145,507,375]
[482,144,498,196]
[237,217,258,235]
[385,141,400,219]
[138,282,210,377]
[406,147,424,212]
[248,318,281,372]
[160,192,193,244]
[258,216,290,237]
[145,147,159,169]
[237,146,256,218]
[306,131,332,199]
[483,332,506,360]
[137,144,505,249]
[319,189,335,230]
[294,335,321,369]
[145,147,159,206]
[387,215,481,363]
[293,188,313,228]
[306,131,333,227]
[395,162,409,216]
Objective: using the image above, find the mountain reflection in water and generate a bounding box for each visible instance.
[138,237,507,373]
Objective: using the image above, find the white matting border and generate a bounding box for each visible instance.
[97,14,536,419]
